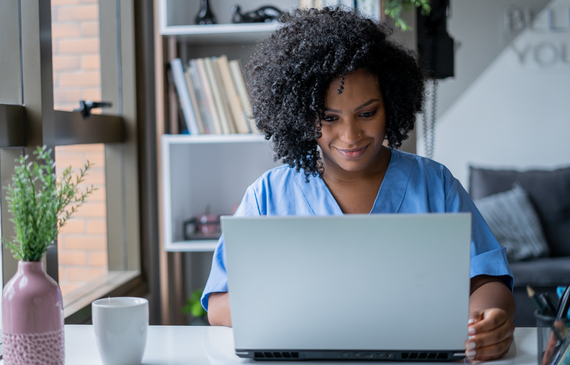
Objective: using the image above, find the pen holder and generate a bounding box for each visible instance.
[535,311,570,365]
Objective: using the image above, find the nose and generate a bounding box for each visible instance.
[339,119,362,145]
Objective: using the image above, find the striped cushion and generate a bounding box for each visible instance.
[474,184,549,262]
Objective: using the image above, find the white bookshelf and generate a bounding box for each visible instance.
[158,0,298,252]
[156,0,299,313]
[160,134,281,252]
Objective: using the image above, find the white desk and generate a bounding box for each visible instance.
[1,326,539,365]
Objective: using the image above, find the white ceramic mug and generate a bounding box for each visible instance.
[92,297,149,365]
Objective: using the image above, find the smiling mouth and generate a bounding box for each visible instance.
[336,145,368,159]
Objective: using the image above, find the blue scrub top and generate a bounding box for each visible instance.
[201,149,513,311]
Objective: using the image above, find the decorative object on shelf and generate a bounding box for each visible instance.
[231,5,283,23]
[383,0,431,30]
[1,146,95,365]
[183,289,209,326]
[195,0,217,25]
[183,205,222,240]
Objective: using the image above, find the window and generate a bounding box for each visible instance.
[56,144,109,297]
[0,0,147,324]
[51,0,111,299]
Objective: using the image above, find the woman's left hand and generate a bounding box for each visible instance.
[465,308,515,362]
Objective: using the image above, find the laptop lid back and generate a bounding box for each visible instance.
[222,214,471,355]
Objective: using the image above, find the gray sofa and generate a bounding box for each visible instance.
[469,165,570,327]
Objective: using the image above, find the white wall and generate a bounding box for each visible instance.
[418,0,570,188]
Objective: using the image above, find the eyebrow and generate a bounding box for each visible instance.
[324,99,380,113]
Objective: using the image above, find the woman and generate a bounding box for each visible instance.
[202,8,515,362]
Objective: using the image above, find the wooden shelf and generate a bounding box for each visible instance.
[159,22,281,44]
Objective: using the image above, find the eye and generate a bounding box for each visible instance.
[322,115,338,123]
[359,110,377,118]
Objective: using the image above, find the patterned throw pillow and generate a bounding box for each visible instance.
[474,184,549,262]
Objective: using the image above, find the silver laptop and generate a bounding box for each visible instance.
[222,213,471,361]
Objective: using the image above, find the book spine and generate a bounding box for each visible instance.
[188,60,215,133]
[166,67,179,134]
[169,58,200,135]
[218,56,250,134]
[211,57,237,134]
[188,61,211,134]
[195,58,222,134]
[184,67,205,134]
[229,60,257,133]
[204,57,231,134]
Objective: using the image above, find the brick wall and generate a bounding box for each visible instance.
[52,0,101,111]
[52,0,107,296]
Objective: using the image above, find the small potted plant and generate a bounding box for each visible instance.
[1,146,95,365]
[183,288,209,326]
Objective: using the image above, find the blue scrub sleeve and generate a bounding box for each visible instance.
[201,186,261,311]
[446,177,514,291]
[201,235,227,311]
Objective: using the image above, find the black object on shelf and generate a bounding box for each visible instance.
[231,5,282,24]
[196,0,217,25]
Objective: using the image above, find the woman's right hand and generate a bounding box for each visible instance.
[208,292,232,327]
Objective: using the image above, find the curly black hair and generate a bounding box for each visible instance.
[246,7,425,179]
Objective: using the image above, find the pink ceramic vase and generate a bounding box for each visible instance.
[2,261,65,365]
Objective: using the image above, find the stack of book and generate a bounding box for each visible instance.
[170,56,256,135]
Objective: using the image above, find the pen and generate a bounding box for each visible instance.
[528,286,548,314]
[555,288,570,341]
[541,293,557,317]
[526,286,564,340]
[558,287,570,319]
[550,338,569,365]
[543,330,561,365]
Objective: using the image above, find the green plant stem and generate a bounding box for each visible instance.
[2,146,96,261]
